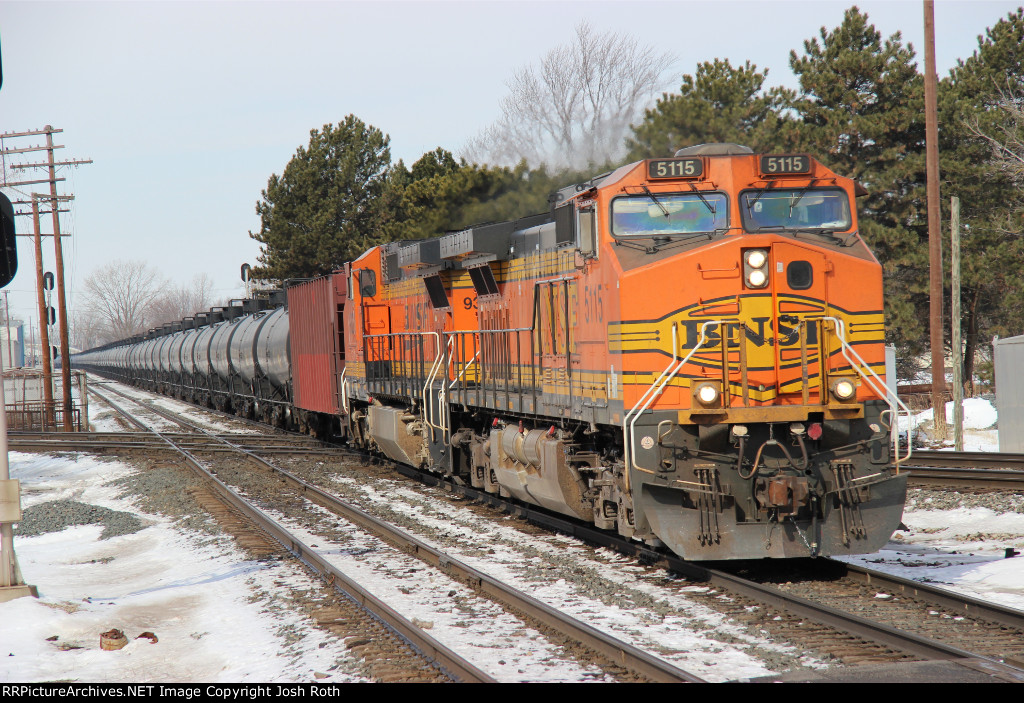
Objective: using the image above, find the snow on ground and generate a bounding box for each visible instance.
[88,377,261,435]
[1,447,783,683]
[908,397,999,451]
[0,452,365,683]
[839,396,1024,608]
[837,493,1024,612]
[321,473,809,681]
[2,390,808,683]
[4,385,1023,683]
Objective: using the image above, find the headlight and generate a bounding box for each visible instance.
[744,249,769,288]
[695,382,721,406]
[746,250,767,268]
[831,378,857,401]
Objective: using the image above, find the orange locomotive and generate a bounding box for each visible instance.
[338,143,910,560]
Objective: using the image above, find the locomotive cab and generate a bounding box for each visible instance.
[603,145,909,559]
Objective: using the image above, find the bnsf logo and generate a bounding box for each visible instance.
[678,318,820,351]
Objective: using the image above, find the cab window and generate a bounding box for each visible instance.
[610,193,727,238]
[740,188,851,233]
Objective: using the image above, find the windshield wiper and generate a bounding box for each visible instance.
[745,182,775,214]
[616,228,726,254]
[641,186,669,218]
[687,182,716,215]
[788,178,820,216]
[792,227,841,243]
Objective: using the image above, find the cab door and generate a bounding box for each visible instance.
[535,279,572,408]
[355,268,392,388]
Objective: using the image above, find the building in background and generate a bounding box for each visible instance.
[0,324,24,369]
[994,335,1022,452]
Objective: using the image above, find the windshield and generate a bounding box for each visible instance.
[611,192,728,238]
[740,188,851,232]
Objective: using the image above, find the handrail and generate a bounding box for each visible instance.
[810,316,913,466]
[449,348,481,391]
[339,366,348,416]
[623,320,725,489]
[443,346,482,444]
[422,334,451,441]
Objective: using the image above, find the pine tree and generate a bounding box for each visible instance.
[939,9,1024,389]
[626,58,792,160]
[789,7,928,357]
[383,150,599,243]
[382,151,524,242]
[249,116,392,280]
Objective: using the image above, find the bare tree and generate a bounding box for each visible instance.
[70,308,106,352]
[463,22,674,170]
[967,86,1024,188]
[78,260,166,342]
[149,273,219,326]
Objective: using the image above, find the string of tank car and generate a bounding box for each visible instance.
[84,380,707,683]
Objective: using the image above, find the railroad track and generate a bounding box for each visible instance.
[405,466,1024,680]
[906,451,1024,469]
[86,384,493,683]
[905,466,1024,491]
[9,429,343,456]
[85,382,707,683]
[895,451,1024,490]
[56,379,1024,681]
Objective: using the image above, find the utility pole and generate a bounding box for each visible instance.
[45,129,73,429]
[951,197,963,451]
[30,197,54,427]
[923,1,947,437]
[0,127,91,431]
[3,291,11,367]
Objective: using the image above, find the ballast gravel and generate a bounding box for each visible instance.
[14,499,145,540]
[908,488,1024,514]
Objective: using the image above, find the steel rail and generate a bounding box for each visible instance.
[402,467,1024,670]
[95,384,706,683]
[839,561,1024,634]
[7,438,349,456]
[905,451,1024,470]
[87,385,497,683]
[87,379,1024,676]
[14,430,328,445]
[87,380,353,451]
[8,434,345,456]
[905,466,1024,490]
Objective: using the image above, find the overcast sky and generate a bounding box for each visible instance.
[0,0,1020,344]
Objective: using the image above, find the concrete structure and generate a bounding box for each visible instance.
[0,325,24,369]
[993,335,1024,452]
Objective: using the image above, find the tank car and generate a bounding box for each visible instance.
[77,293,293,427]
[76,143,912,561]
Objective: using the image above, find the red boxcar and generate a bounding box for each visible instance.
[287,270,348,416]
